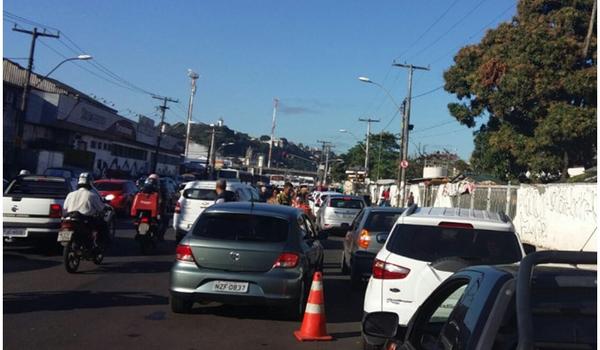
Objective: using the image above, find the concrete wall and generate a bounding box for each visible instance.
[512,184,597,251]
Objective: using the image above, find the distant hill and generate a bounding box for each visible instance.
[165,122,321,171]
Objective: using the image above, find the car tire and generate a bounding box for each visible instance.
[171,295,193,314]
[341,252,349,275]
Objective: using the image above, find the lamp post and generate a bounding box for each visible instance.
[358,76,405,206]
[184,69,199,159]
[34,55,93,87]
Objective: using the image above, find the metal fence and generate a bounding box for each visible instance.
[448,185,518,218]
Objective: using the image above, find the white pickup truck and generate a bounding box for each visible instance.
[3,175,74,242]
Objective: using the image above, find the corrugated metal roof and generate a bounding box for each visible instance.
[3,59,116,112]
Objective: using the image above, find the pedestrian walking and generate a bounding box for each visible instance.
[407,191,415,206]
[277,182,294,206]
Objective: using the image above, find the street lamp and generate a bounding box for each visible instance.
[339,129,366,152]
[358,75,406,206]
[35,54,93,87]
[184,69,200,159]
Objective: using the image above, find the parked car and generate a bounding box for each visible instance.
[341,207,404,285]
[94,179,138,215]
[173,180,259,242]
[170,202,325,319]
[363,250,596,350]
[3,175,74,244]
[362,205,527,348]
[315,195,366,235]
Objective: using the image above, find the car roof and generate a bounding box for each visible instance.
[184,180,248,190]
[364,207,405,213]
[19,175,67,182]
[327,194,364,201]
[204,202,301,221]
[401,206,513,231]
[461,264,597,282]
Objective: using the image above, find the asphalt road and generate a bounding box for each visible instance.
[4,218,366,349]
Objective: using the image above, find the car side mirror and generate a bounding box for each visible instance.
[523,243,536,255]
[362,312,399,339]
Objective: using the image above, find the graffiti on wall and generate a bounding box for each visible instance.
[514,184,596,250]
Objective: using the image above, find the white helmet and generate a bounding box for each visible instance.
[18,169,30,176]
[77,172,93,187]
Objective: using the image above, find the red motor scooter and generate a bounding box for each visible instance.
[130,190,162,254]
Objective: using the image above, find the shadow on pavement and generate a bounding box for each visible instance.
[4,290,168,314]
[322,277,366,324]
[187,303,289,321]
[321,239,343,250]
[80,260,174,274]
[106,235,176,258]
[3,253,62,273]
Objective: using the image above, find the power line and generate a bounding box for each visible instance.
[394,0,460,60]
[407,0,488,61]
[412,127,466,139]
[411,119,456,134]
[412,85,444,99]
[427,3,516,66]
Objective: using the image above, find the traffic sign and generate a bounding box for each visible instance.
[400,160,409,169]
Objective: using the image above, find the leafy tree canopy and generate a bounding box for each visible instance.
[444,0,596,182]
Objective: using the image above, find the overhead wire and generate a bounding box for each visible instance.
[394,0,461,60]
[407,0,488,62]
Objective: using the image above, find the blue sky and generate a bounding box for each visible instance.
[3,0,517,160]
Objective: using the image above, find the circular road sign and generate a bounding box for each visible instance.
[400,160,409,169]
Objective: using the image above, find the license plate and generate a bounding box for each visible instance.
[212,281,249,293]
[3,228,26,237]
[57,230,73,242]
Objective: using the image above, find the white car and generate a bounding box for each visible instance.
[362,205,525,348]
[309,191,340,213]
[315,195,365,234]
[173,180,258,242]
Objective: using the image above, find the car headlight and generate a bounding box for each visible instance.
[105,194,115,201]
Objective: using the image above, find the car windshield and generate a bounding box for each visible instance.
[386,224,522,264]
[364,211,402,232]
[193,213,289,242]
[184,188,217,200]
[6,179,69,197]
[95,182,124,191]
[330,198,363,209]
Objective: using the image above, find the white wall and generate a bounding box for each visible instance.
[512,184,597,251]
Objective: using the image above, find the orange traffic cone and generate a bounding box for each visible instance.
[294,271,333,341]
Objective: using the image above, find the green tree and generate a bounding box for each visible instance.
[444,0,596,182]
[338,132,401,180]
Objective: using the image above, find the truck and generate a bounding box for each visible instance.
[3,175,74,245]
[362,250,596,350]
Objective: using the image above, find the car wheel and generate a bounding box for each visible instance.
[341,252,349,275]
[171,295,193,314]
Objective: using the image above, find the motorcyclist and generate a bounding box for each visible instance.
[63,172,110,245]
[141,174,168,241]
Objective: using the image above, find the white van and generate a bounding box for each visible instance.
[173,180,259,242]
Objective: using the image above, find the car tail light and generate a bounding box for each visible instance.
[386,341,399,350]
[176,244,195,262]
[273,252,299,268]
[358,229,370,249]
[49,204,62,218]
[175,201,181,214]
[438,221,473,229]
[372,259,410,279]
[60,220,74,230]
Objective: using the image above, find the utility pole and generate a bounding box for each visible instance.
[317,140,333,186]
[358,117,380,178]
[393,61,429,206]
[583,0,597,59]
[12,26,59,171]
[152,95,179,173]
[267,98,279,169]
[184,69,199,159]
[208,124,216,169]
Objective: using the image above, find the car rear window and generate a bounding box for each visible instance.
[364,212,402,232]
[386,224,522,264]
[95,182,124,191]
[6,178,69,197]
[184,188,217,200]
[330,198,364,209]
[44,169,73,178]
[193,213,289,242]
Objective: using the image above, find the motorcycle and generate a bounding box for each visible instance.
[58,205,115,273]
[131,190,164,254]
